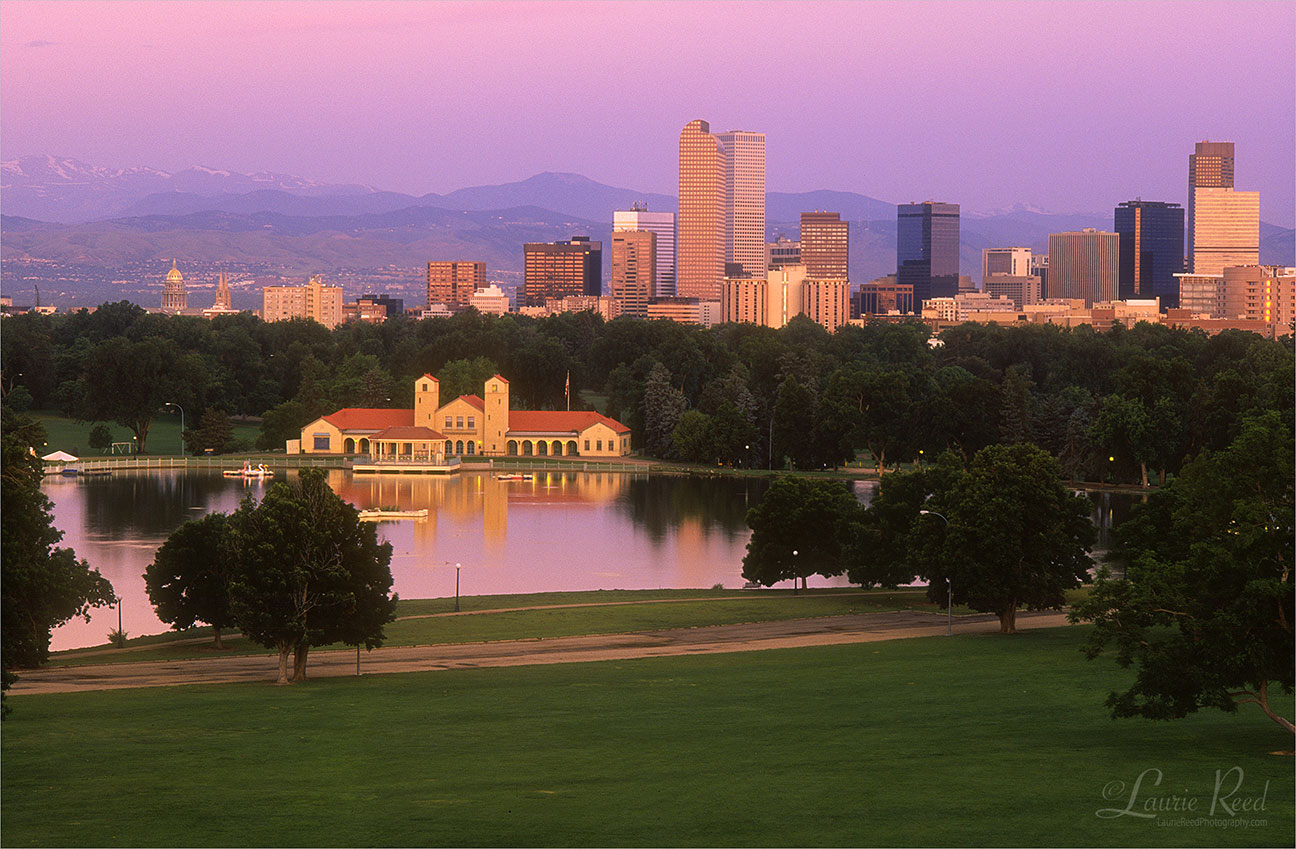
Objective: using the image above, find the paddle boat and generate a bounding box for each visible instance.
[223,462,275,479]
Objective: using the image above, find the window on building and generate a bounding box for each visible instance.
[596,439,603,451]
[467,416,475,429]
[313,434,330,451]
[456,416,464,428]
[444,416,452,429]
[584,439,590,451]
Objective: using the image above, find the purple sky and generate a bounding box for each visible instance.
[3,1,1293,220]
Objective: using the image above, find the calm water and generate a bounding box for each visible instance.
[41,470,1137,651]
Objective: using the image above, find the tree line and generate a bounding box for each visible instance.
[2,302,1291,484]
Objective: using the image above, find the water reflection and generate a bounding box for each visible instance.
[40,470,1139,652]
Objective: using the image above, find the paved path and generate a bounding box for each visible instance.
[9,610,1072,696]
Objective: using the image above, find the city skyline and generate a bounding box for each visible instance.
[2,2,1292,221]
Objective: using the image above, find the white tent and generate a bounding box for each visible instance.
[42,450,79,463]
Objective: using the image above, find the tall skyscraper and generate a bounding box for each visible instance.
[1187,140,1234,266]
[802,278,851,332]
[800,212,849,279]
[523,237,602,306]
[716,130,766,278]
[262,275,343,328]
[981,247,1032,283]
[677,120,766,298]
[677,120,727,299]
[897,202,960,308]
[1189,188,1260,276]
[427,261,486,309]
[161,259,187,314]
[610,230,656,318]
[1047,229,1119,306]
[613,205,675,297]
[1114,201,1185,306]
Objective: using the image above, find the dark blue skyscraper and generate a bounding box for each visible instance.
[897,202,960,308]
[1114,200,1185,307]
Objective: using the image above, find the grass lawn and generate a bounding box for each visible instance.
[49,588,966,667]
[3,627,1291,847]
[29,410,260,457]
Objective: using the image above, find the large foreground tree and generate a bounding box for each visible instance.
[1,408,115,707]
[1071,412,1294,742]
[742,477,858,589]
[145,512,237,648]
[227,470,397,684]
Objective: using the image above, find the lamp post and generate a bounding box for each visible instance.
[455,562,462,612]
[918,510,952,636]
[791,549,799,595]
[165,402,185,457]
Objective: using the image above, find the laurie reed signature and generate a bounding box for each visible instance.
[1096,767,1271,820]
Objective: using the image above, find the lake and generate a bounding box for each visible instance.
[41,469,1140,651]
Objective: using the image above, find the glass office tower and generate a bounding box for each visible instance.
[897,202,960,308]
[1115,200,1185,307]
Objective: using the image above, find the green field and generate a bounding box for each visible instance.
[29,410,260,457]
[4,627,1290,847]
[50,588,968,667]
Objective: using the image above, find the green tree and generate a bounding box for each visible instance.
[145,513,237,648]
[924,444,1095,633]
[998,366,1036,445]
[438,356,499,402]
[88,423,114,454]
[184,408,236,455]
[742,478,858,590]
[226,470,397,684]
[1071,412,1294,740]
[78,336,207,453]
[771,375,815,469]
[671,410,717,464]
[642,363,686,459]
[1,408,115,705]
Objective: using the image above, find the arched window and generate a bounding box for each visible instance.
[344,438,356,454]
[567,440,578,456]
[537,441,548,456]
[444,440,453,456]
[521,441,532,456]
[507,440,518,455]
[455,440,464,455]
[359,438,370,454]
[466,441,476,455]
[552,441,563,457]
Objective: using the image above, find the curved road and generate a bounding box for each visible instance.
[9,609,1071,695]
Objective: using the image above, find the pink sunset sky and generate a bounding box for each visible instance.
[2,0,1293,219]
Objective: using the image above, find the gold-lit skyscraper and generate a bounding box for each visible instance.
[716,129,766,279]
[677,120,727,300]
[800,212,849,280]
[610,230,656,318]
[427,261,486,309]
[1187,141,1235,271]
[1190,188,1259,276]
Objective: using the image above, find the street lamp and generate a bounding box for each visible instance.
[918,510,953,636]
[454,562,462,611]
[165,402,185,457]
[791,549,799,595]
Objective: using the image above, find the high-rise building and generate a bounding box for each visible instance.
[716,130,766,279]
[1047,230,1119,307]
[800,212,849,280]
[802,278,851,332]
[1222,265,1296,330]
[613,205,675,297]
[1187,141,1235,265]
[161,259,187,314]
[262,275,344,328]
[897,202,960,309]
[981,247,1031,283]
[677,120,727,300]
[721,278,767,326]
[426,261,486,309]
[855,276,914,316]
[767,237,801,269]
[765,265,806,329]
[523,237,602,306]
[1189,188,1260,276]
[609,230,656,318]
[1175,272,1226,317]
[983,275,1042,310]
[1115,201,1185,306]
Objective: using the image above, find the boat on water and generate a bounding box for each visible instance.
[223,462,275,479]
[358,508,429,522]
[495,473,534,481]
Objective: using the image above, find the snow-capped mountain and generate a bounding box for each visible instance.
[1,155,375,222]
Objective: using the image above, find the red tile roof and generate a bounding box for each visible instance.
[491,374,509,384]
[322,408,414,431]
[421,373,438,382]
[369,425,447,441]
[506,410,630,435]
[456,394,485,411]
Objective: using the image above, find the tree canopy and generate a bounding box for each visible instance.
[145,512,237,648]
[226,469,397,684]
[1,406,115,707]
[742,477,859,589]
[1071,412,1295,741]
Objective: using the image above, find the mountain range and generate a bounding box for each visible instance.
[2,155,1292,304]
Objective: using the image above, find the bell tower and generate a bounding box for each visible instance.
[484,374,509,454]
[414,374,439,427]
